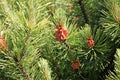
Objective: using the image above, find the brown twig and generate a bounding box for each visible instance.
[20,31,31,61]
[63,41,71,50]
[19,62,32,80]
[37,46,62,79]
[63,41,82,52]
[5,50,31,80]
[78,0,89,24]
[53,60,62,79]
[19,32,32,80]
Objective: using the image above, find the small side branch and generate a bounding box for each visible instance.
[78,0,89,24]
[19,62,32,80]
[63,41,82,52]
[20,31,31,61]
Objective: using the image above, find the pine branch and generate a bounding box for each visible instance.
[4,50,31,79]
[51,55,62,79]
[63,41,82,52]
[78,0,89,24]
[63,41,71,50]
[19,62,32,80]
[38,47,61,79]
[20,31,31,61]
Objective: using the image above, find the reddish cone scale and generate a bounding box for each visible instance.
[55,24,68,42]
[87,36,94,48]
[71,60,80,70]
[0,35,7,51]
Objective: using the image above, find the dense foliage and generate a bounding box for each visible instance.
[0,0,120,80]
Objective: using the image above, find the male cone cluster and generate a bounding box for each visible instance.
[87,36,94,48]
[55,24,68,42]
[0,35,7,51]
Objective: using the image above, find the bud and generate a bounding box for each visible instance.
[87,36,94,48]
[71,60,80,70]
[55,24,68,42]
[0,35,7,51]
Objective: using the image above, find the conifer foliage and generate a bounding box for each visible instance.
[0,0,120,80]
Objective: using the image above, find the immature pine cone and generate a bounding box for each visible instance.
[71,60,80,70]
[87,36,94,48]
[55,24,68,42]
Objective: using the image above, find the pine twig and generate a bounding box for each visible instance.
[20,31,31,61]
[53,61,62,79]
[5,50,32,80]
[63,41,82,52]
[49,53,62,79]
[19,62,32,80]
[63,41,71,50]
[78,0,89,24]
[37,48,62,79]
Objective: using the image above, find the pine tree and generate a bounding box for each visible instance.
[0,0,120,80]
